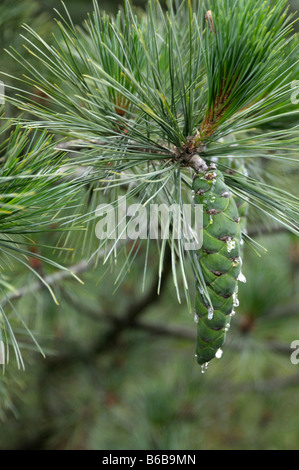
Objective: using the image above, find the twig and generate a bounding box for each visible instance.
[247,225,288,238]
[55,139,104,151]
[233,373,299,393]
[55,139,169,158]
[45,247,173,369]
[54,287,295,364]
[85,246,173,354]
[0,259,93,309]
[63,287,195,339]
[0,240,130,308]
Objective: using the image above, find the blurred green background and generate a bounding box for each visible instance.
[0,0,298,450]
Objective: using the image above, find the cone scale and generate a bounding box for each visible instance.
[193,166,243,366]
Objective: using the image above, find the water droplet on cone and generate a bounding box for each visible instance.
[226,238,236,252]
[237,272,247,283]
[215,348,223,359]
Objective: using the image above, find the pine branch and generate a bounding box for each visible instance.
[2,0,297,238]
[233,373,299,393]
[60,287,295,359]
[42,247,172,369]
[247,225,289,237]
[0,0,298,369]
[0,238,132,309]
[62,287,196,340]
[0,258,92,309]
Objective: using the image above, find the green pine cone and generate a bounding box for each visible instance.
[225,158,249,234]
[193,166,243,367]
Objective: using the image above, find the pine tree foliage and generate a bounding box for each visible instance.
[0,0,298,367]
[0,120,87,367]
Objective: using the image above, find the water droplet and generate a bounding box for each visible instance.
[194,313,199,324]
[232,257,240,267]
[240,238,244,246]
[215,348,223,359]
[226,238,236,252]
[209,214,214,224]
[225,323,231,332]
[237,272,247,283]
[230,309,236,317]
[201,362,209,374]
[207,306,214,320]
[233,291,239,307]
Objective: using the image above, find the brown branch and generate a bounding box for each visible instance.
[0,241,130,309]
[0,258,92,309]
[62,288,195,340]
[55,288,295,364]
[267,302,299,320]
[247,225,288,238]
[45,247,173,369]
[233,373,299,393]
